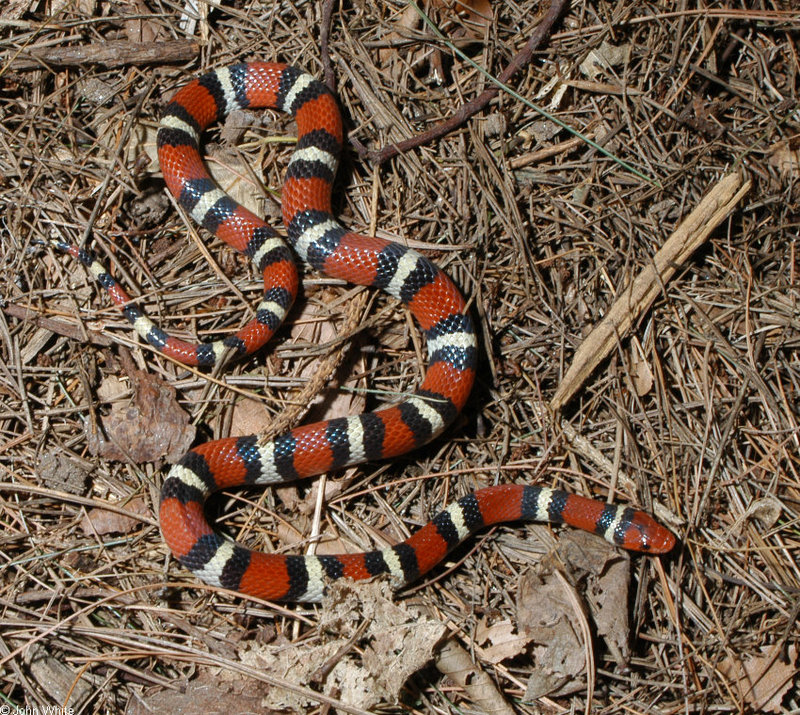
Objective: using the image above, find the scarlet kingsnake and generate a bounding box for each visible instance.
[53,63,675,602]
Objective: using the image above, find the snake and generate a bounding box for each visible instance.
[54,62,675,602]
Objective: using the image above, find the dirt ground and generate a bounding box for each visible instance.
[1,1,798,713]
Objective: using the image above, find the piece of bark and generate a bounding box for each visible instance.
[10,39,199,70]
[550,171,751,411]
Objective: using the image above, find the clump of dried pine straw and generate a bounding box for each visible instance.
[1,1,798,713]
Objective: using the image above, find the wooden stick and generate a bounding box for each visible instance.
[550,171,751,411]
[11,40,199,70]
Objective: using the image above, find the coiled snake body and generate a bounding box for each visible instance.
[56,63,674,602]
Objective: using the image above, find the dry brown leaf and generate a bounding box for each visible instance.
[719,644,798,712]
[728,496,784,537]
[119,0,161,43]
[580,41,632,79]
[435,639,515,715]
[515,532,633,700]
[229,396,270,436]
[86,369,195,464]
[517,569,587,699]
[557,531,632,665]
[129,584,446,712]
[51,0,94,16]
[378,3,421,70]
[768,139,800,178]
[96,374,127,401]
[246,286,369,445]
[380,1,493,75]
[229,580,445,710]
[80,497,149,536]
[275,516,313,550]
[201,144,265,218]
[430,0,493,32]
[125,670,270,715]
[475,617,532,663]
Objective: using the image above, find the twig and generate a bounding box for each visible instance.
[2,301,113,348]
[9,40,199,70]
[320,0,337,91]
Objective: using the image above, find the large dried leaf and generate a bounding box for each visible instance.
[719,644,798,713]
[86,369,195,464]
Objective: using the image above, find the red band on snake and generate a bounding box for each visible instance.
[55,62,675,602]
